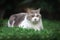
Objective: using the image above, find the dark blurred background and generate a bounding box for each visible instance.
[0,0,60,20]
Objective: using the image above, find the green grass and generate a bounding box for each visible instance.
[43,19,60,30]
[0,19,60,40]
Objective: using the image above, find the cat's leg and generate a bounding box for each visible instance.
[8,20,11,27]
[35,24,43,31]
[8,14,16,27]
[34,23,44,31]
[40,18,44,30]
[11,20,15,27]
[40,22,44,30]
[8,20,15,27]
[33,27,40,31]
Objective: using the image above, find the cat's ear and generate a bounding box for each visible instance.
[37,8,41,12]
[26,8,31,13]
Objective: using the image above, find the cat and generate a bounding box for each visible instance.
[8,8,43,31]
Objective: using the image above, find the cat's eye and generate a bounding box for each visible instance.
[36,15,39,17]
[31,15,34,17]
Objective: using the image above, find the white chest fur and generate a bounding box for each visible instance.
[18,16,43,31]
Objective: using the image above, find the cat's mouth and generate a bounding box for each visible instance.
[31,21,39,24]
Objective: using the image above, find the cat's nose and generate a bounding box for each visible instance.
[35,19,36,21]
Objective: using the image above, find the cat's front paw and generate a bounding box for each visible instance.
[34,28,40,31]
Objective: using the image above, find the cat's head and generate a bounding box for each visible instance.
[26,8,41,24]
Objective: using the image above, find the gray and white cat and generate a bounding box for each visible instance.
[8,8,43,31]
